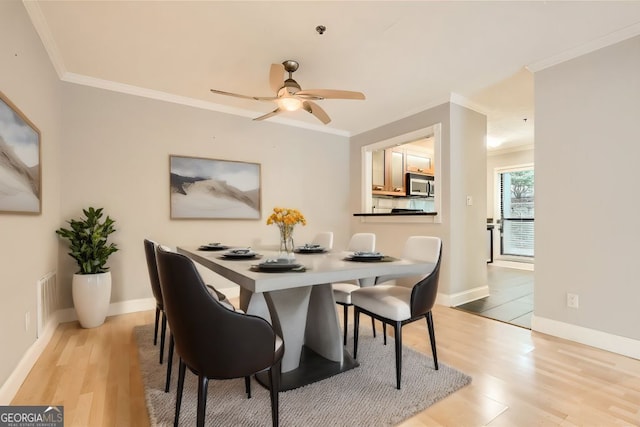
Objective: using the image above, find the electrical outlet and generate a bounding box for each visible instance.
[567,293,579,309]
[466,196,473,206]
[25,311,30,332]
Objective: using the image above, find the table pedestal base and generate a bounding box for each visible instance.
[255,345,359,391]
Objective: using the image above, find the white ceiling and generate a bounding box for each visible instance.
[25,1,640,151]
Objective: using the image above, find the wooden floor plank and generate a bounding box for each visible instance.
[11,303,640,426]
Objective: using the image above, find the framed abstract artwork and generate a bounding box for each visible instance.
[169,155,261,219]
[0,91,41,214]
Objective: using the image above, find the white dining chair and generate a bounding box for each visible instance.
[332,232,376,345]
[352,236,442,389]
[312,231,334,250]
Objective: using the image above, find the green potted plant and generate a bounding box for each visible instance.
[56,207,118,328]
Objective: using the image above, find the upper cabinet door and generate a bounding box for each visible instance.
[406,153,433,174]
[371,147,406,195]
[390,149,405,193]
[372,150,385,191]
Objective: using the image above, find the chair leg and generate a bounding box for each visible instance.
[165,334,174,393]
[153,307,160,345]
[371,316,376,338]
[196,375,209,427]
[343,304,349,346]
[174,359,186,427]
[353,308,360,359]
[394,321,402,390]
[268,361,281,427]
[426,311,439,370]
[383,323,387,345]
[159,311,167,364]
[245,376,251,398]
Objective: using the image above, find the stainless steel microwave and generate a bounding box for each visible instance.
[406,173,434,197]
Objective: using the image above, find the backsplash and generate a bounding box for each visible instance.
[372,196,435,213]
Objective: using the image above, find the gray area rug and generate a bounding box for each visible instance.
[135,323,471,426]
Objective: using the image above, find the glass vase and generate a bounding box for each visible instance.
[278,224,296,262]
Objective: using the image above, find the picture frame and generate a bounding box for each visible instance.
[170,155,261,219]
[0,91,41,214]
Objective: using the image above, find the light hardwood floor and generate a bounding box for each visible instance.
[12,303,640,426]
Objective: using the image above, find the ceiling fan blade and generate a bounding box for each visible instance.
[210,89,277,102]
[302,101,331,124]
[296,89,365,100]
[210,89,259,101]
[253,108,283,121]
[269,63,285,93]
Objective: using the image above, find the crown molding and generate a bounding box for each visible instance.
[22,2,351,138]
[61,72,351,137]
[22,0,66,78]
[350,92,489,139]
[487,143,534,156]
[449,93,489,116]
[350,95,453,137]
[527,22,640,72]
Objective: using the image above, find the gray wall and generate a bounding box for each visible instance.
[0,0,62,390]
[6,0,638,398]
[0,0,352,393]
[535,35,640,340]
[349,102,488,300]
[449,103,488,295]
[58,83,352,310]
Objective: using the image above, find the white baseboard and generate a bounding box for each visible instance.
[436,285,490,307]
[0,297,159,405]
[56,307,76,324]
[0,312,60,405]
[108,297,156,316]
[0,291,243,404]
[532,315,640,360]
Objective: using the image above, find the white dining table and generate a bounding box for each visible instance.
[177,246,435,390]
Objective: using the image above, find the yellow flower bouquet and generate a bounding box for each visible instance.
[267,207,306,260]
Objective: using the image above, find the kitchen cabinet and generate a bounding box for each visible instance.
[390,150,404,191]
[371,142,434,196]
[372,150,385,190]
[406,152,433,174]
[372,147,406,195]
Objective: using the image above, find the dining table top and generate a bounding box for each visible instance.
[177,245,436,294]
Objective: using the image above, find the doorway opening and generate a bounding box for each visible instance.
[456,164,534,329]
[496,165,534,263]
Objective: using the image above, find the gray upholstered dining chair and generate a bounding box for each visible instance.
[143,239,168,364]
[332,232,377,345]
[156,246,284,427]
[151,244,241,395]
[163,278,244,393]
[352,236,442,389]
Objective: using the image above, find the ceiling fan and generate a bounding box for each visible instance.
[210,60,365,124]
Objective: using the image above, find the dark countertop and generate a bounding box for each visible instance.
[353,211,437,217]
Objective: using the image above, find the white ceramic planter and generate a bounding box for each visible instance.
[72,271,112,328]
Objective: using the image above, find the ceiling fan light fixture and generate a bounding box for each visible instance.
[487,136,504,148]
[278,97,302,111]
[210,59,364,124]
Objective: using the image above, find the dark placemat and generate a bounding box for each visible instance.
[343,256,398,263]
